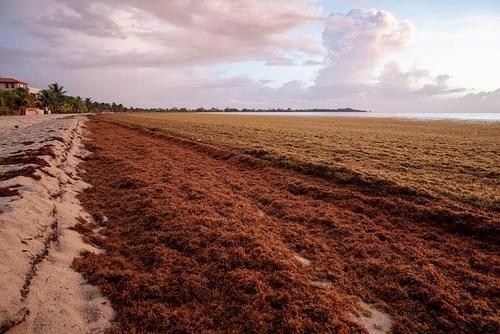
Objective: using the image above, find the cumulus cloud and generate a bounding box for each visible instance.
[376,62,467,96]
[317,8,415,85]
[451,89,500,113]
[377,62,429,88]
[299,8,479,112]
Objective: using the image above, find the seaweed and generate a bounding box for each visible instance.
[73,118,500,334]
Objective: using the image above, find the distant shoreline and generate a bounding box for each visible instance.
[207,108,369,113]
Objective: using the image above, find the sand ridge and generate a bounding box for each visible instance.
[0,115,113,333]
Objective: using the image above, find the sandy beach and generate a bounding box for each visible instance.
[0,115,113,333]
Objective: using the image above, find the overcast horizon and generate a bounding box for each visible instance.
[1,0,499,112]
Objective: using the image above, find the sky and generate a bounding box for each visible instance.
[0,0,499,112]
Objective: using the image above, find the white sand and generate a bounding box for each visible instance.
[0,115,113,333]
[309,278,392,334]
[0,114,74,131]
[350,300,392,334]
[293,254,312,266]
[310,280,333,288]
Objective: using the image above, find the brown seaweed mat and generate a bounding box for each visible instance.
[73,118,499,333]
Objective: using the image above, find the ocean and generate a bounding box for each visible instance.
[202,112,500,122]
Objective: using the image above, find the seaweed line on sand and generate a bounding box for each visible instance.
[73,119,499,333]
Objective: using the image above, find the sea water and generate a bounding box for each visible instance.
[202,112,500,122]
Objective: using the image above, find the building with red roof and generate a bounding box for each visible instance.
[0,77,29,90]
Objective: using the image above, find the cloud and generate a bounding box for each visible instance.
[33,1,126,39]
[317,8,415,85]
[302,59,323,66]
[293,8,477,112]
[451,88,500,113]
[0,2,498,113]
[265,57,296,67]
[0,44,39,64]
[376,62,467,96]
[12,0,321,68]
[377,62,429,88]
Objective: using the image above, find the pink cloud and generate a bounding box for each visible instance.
[15,0,321,68]
[317,8,415,85]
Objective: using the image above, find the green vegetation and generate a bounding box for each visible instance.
[35,82,131,114]
[0,87,37,115]
[0,82,152,115]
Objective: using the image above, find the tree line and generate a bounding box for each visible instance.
[0,83,150,115]
[1,82,368,115]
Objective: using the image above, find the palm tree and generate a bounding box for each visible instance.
[0,91,10,115]
[69,96,84,113]
[10,88,34,113]
[84,97,93,113]
[38,90,55,114]
[48,83,66,97]
[0,91,7,108]
[48,83,66,113]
